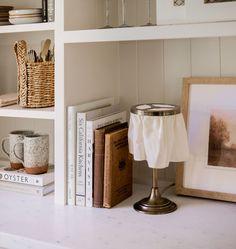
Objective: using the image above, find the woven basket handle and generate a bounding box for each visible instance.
[14,40,27,66]
[14,40,28,106]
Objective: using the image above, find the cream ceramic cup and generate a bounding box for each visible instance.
[13,133,49,174]
[1,130,34,170]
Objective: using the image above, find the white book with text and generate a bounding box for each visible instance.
[0,161,54,187]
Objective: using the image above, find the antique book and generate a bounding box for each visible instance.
[93,122,128,208]
[103,127,132,208]
[85,111,127,207]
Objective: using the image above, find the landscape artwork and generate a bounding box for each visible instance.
[208,109,236,168]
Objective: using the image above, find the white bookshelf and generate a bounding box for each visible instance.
[0,0,236,207]
[0,0,236,248]
[0,22,55,34]
[63,21,236,44]
[0,105,55,120]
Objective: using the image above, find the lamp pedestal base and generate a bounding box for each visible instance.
[133,187,177,215]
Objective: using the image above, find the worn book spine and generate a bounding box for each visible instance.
[103,127,132,208]
[93,122,128,208]
[47,0,54,22]
[42,0,47,22]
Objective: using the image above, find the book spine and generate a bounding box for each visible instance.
[76,113,86,206]
[0,172,43,186]
[42,0,48,22]
[85,122,94,207]
[67,107,76,205]
[93,130,105,208]
[103,135,112,208]
[47,0,55,22]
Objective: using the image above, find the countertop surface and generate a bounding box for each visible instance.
[0,183,236,249]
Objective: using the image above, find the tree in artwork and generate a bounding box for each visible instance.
[208,110,236,168]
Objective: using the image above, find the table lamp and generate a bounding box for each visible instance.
[128,103,189,214]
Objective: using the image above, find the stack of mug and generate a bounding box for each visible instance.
[1,130,49,174]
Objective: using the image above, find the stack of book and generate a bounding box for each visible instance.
[67,97,132,208]
[0,161,54,196]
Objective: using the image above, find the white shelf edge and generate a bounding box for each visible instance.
[63,21,236,44]
[0,105,55,120]
[0,22,55,34]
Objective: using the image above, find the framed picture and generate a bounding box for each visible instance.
[156,0,236,25]
[176,77,236,202]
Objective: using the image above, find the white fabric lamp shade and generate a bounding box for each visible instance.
[128,104,189,169]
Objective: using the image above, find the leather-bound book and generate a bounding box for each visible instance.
[103,127,132,208]
[93,122,128,208]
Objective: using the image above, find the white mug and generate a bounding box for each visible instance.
[14,133,49,174]
[1,130,34,170]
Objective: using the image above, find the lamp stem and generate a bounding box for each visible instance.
[152,168,158,188]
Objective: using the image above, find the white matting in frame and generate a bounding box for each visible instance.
[176,77,236,202]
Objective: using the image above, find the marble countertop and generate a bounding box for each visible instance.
[0,183,236,249]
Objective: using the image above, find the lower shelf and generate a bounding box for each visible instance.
[0,184,235,249]
[0,105,55,120]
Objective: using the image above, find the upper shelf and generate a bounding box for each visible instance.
[0,105,55,120]
[0,22,55,34]
[63,21,236,44]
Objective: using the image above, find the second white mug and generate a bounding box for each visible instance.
[13,133,49,174]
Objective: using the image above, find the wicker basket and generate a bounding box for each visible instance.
[14,40,54,108]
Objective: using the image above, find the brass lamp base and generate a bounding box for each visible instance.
[133,187,177,215]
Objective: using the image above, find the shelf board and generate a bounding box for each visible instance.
[63,21,236,43]
[0,22,55,34]
[0,105,55,120]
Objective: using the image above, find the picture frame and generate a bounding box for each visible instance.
[156,0,236,25]
[176,77,236,202]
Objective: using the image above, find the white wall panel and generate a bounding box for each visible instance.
[191,38,220,76]
[164,39,191,105]
[65,42,120,106]
[119,41,138,111]
[220,37,236,76]
[137,40,164,103]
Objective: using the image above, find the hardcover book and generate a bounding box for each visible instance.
[0,161,54,186]
[103,127,132,208]
[86,111,127,207]
[93,122,128,208]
